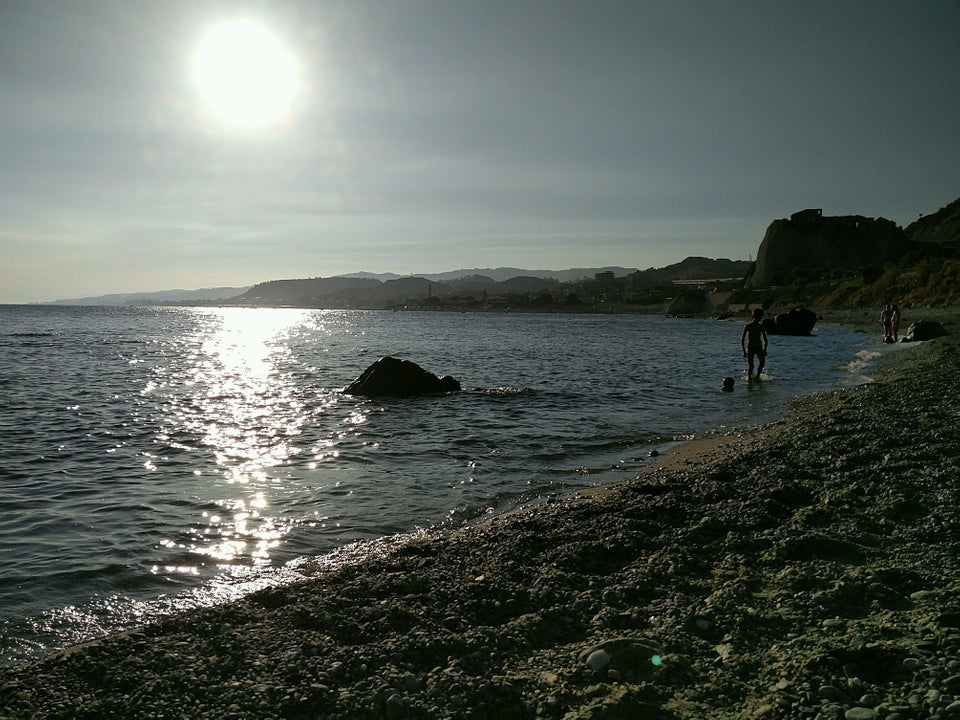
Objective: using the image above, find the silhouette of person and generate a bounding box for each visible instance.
[741,308,769,379]
[891,304,901,342]
[880,304,894,342]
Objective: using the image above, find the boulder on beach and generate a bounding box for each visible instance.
[902,320,948,342]
[762,307,817,336]
[665,290,712,317]
[344,357,461,397]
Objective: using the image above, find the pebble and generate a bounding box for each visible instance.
[819,685,852,703]
[844,709,877,720]
[585,649,611,671]
[385,693,405,720]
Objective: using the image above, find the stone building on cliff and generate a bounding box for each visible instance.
[746,209,907,289]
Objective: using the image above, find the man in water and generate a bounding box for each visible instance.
[741,308,769,379]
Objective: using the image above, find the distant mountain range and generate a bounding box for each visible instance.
[46,286,252,306]
[46,260,749,307]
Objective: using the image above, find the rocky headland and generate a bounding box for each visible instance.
[747,210,908,290]
[2,313,959,719]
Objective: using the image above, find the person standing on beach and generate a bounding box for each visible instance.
[891,304,901,342]
[741,308,769,379]
[880,304,894,342]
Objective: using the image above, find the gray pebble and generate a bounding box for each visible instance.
[385,693,405,720]
[403,672,420,692]
[820,685,852,703]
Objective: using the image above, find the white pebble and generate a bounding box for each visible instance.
[586,649,611,671]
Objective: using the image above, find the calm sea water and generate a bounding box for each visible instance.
[0,305,877,665]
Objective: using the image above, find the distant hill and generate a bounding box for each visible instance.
[636,256,751,285]
[47,286,251,306]
[223,260,747,309]
[340,266,638,283]
[232,277,379,305]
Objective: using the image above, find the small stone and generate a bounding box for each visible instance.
[403,672,420,692]
[538,671,559,687]
[823,618,846,629]
[385,693,405,720]
[859,693,883,707]
[441,616,460,630]
[903,657,922,670]
[849,635,868,650]
[947,700,960,715]
[819,685,851,703]
[586,649,611,671]
[844,709,877,720]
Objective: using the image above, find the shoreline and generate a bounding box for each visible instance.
[3,319,959,718]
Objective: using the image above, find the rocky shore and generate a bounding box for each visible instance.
[3,321,959,720]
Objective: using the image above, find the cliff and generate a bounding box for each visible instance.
[747,209,908,289]
[905,197,960,250]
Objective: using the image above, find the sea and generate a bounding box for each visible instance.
[0,304,881,667]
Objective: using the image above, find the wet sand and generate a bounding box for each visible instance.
[2,312,959,719]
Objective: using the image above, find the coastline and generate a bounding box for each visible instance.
[3,319,959,719]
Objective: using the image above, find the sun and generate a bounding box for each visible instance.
[193,18,299,128]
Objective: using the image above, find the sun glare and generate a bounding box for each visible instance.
[193,18,299,128]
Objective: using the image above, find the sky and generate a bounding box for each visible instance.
[1,1,958,303]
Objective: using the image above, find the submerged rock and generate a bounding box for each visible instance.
[344,356,461,397]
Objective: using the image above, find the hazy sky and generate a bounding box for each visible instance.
[1,1,958,302]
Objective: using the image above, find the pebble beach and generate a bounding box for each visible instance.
[2,311,959,720]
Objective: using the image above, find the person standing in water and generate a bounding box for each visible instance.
[741,308,769,379]
[891,304,901,342]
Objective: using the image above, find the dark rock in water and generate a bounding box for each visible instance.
[762,307,817,336]
[722,377,735,392]
[344,357,461,397]
[902,320,948,342]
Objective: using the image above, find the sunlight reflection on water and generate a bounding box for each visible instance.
[157,308,313,569]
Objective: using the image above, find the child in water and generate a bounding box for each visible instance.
[741,308,769,379]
